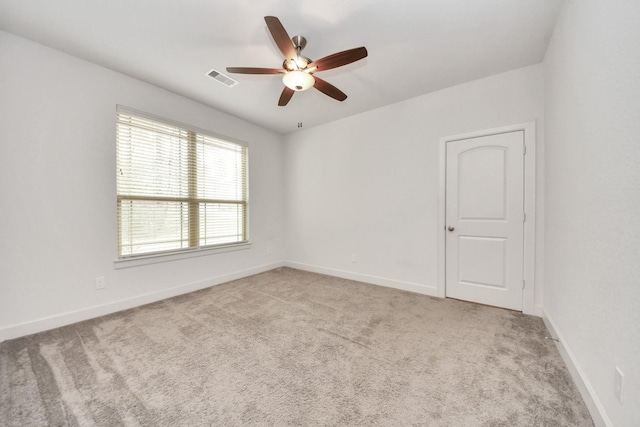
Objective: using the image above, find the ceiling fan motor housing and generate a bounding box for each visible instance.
[283,56,312,71]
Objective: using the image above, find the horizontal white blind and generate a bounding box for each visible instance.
[116,111,247,257]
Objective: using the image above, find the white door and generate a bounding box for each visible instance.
[445,131,524,310]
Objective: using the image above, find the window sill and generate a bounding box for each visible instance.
[114,242,251,270]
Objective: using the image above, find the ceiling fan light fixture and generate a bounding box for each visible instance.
[283,70,315,91]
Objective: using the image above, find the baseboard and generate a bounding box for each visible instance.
[542,311,611,427]
[285,261,439,297]
[0,261,285,343]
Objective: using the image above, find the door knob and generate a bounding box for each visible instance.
[448,226,455,231]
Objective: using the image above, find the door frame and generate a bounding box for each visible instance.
[437,122,537,315]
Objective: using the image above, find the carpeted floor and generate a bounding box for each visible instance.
[1,267,593,426]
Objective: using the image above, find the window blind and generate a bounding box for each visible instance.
[116,111,247,257]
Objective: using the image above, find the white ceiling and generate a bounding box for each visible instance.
[0,0,563,134]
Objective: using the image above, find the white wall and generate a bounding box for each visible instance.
[0,31,285,341]
[543,1,640,425]
[284,64,545,307]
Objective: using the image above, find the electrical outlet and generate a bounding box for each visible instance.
[614,367,624,403]
[95,276,106,290]
[351,254,357,263]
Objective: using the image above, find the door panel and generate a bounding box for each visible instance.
[458,236,506,288]
[446,131,524,310]
[458,147,506,220]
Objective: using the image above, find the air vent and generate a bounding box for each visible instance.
[206,69,239,88]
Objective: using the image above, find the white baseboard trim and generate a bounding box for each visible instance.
[0,261,285,343]
[542,311,611,427]
[285,261,439,297]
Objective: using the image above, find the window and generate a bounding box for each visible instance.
[116,109,248,258]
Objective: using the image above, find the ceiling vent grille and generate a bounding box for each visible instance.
[206,69,239,88]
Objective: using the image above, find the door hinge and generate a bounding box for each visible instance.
[523,145,527,155]
[523,212,526,222]
[522,280,525,289]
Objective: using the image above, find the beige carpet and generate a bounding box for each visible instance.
[1,267,592,426]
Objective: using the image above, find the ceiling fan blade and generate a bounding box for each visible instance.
[226,67,284,74]
[310,47,368,72]
[265,16,297,60]
[313,76,347,102]
[278,87,295,106]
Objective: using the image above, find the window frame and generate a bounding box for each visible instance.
[114,106,250,268]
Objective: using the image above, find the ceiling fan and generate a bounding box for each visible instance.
[226,16,368,106]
